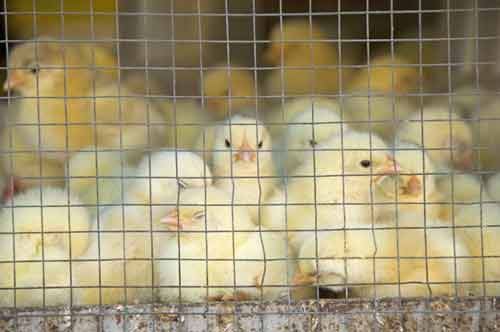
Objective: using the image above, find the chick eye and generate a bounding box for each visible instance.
[257,141,263,149]
[225,139,231,148]
[193,211,205,220]
[309,139,317,147]
[360,160,371,168]
[29,64,40,75]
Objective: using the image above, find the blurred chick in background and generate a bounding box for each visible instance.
[262,19,343,97]
[72,151,212,305]
[203,65,257,119]
[0,187,91,307]
[277,98,346,175]
[4,40,167,165]
[395,106,475,171]
[343,55,421,140]
[210,115,277,222]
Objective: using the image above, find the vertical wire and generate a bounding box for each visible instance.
[112,1,129,329]
[222,0,238,309]
[445,0,459,304]
[2,2,18,330]
[473,0,487,303]
[58,0,74,314]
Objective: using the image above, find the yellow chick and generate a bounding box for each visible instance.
[72,151,213,305]
[395,106,475,171]
[262,19,342,97]
[0,124,65,192]
[66,146,135,216]
[453,202,500,296]
[4,40,167,164]
[209,115,277,222]
[203,65,257,119]
[262,131,418,251]
[347,55,422,94]
[161,100,213,149]
[278,98,345,175]
[157,186,290,302]
[293,216,473,297]
[0,187,91,307]
[470,98,500,171]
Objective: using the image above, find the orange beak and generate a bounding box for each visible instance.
[453,149,474,171]
[373,155,401,183]
[235,138,256,162]
[292,272,317,286]
[160,209,191,231]
[3,73,25,92]
[402,175,422,196]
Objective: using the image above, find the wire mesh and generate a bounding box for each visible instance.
[1,0,500,331]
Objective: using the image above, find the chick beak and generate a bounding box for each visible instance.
[235,138,256,162]
[402,175,422,196]
[160,209,191,231]
[373,155,401,183]
[3,74,25,92]
[292,272,318,286]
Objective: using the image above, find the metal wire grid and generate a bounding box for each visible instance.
[1,0,500,331]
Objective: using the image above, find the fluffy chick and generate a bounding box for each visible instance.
[203,65,257,119]
[0,124,65,192]
[5,41,166,163]
[487,173,500,203]
[0,187,91,307]
[66,147,135,216]
[262,131,419,251]
[293,216,473,297]
[278,98,345,174]
[72,151,213,305]
[209,115,277,222]
[395,106,475,171]
[262,19,342,97]
[469,98,500,171]
[157,186,290,302]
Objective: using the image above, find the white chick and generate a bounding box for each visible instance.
[0,187,91,307]
[72,151,213,305]
[293,216,474,297]
[202,65,257,119]
[276,98,346,175]
[395,106,475,171]
[157,186,290,302]
[210,115,277,222]
[262,19,343,97]
[66,147,135,216]
[262,131,421,251]
[487,173,500,203]
[470,97,500,171]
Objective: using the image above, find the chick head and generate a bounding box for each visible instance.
[396,107,474,171]
[160,186,253,232]
[263,19,328,65]
[4,40,116,96]
[212,115,272,177]
[133,151,213,203]
[0,187,90,260]
[285,98,343,153]
[203,66,257,118]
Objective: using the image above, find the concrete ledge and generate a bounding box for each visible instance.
[0,297,499,331]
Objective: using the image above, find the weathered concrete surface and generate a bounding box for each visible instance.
[0,297,499,332]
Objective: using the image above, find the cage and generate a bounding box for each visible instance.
[1,0,500,331]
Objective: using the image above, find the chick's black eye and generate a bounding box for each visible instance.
[360,160,371,168]
[257,141,263,149]
[309,139,317,147]
[225,139,231,148]
[29,64,39,75]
